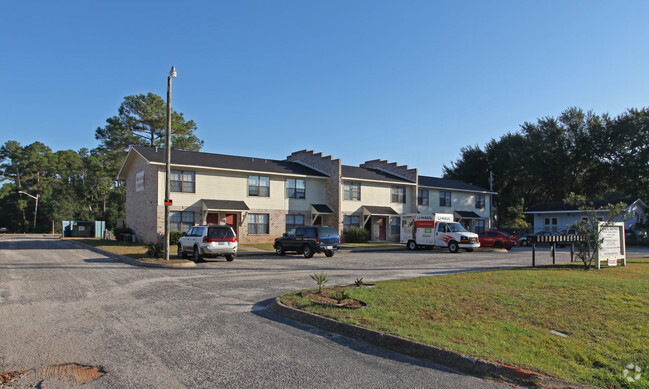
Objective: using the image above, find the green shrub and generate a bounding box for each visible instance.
[113,227,134,242]
[170,230,183,246]
[344,227,370,243]
[146,243,164,258]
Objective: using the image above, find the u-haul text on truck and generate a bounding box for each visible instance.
[400,213,480,253]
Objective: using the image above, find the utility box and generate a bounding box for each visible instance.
[62,221,106,238]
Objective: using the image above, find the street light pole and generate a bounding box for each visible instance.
[18,191,39,232]
[164,66,177,261]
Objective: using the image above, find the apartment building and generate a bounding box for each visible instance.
[117,147,495,243]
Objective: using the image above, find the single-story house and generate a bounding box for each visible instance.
[525,198,648,233]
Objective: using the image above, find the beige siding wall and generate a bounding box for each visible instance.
[341,181,413,214]
[150,166,329,243]
[417,189,490,219]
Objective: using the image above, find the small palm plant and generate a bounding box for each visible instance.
[332,289,351,303]
[354,278,364,287]
[310,272,328,293]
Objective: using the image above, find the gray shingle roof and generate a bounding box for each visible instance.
[134,146,328,177]
[418,175,492,193]
[341,165,413,183]
[362,206,398,215]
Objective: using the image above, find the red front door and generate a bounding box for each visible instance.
[225,213,238,235]
[206,213,219,225]
[378,217,386,241]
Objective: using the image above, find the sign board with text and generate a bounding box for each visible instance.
[596,222,626,269]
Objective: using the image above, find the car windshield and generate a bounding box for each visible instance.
[447,223,467,233]
[208,227,235,239]
[500,231,511,236]
[318,227,339,237]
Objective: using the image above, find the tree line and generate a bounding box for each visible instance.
[443,107,649,227]
[0,93,202,233]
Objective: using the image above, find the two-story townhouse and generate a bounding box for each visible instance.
[525,198,648,233]
[417,176,495,233]
[117,146,332,243]
[118,147,495,244]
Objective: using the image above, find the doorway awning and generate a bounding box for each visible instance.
[362,206,398,225]
[201,200,250,212]
[362,206,398,216]
[310,204,334,224]
[454,210,482,219]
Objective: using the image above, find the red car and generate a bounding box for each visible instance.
[477,230,517,250]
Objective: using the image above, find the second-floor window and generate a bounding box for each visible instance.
[248,176,270,197]
[418,189,429,206]
[170,170,195,193]
[440,191,451,207]
[344,182,361,200]
[391,186,406,203]
[475,194,485,209]
[286,179,305,199]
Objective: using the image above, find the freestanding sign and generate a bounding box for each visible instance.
[596,222,626,269]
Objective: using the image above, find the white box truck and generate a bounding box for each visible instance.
[400,213,480,253]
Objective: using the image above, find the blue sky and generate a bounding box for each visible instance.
[2,1,649,177]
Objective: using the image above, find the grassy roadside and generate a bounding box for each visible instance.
[281,259,649,388]
[68,238,192,264]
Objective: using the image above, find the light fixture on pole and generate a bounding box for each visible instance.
[18,191,39,232]
[164,66,176,261]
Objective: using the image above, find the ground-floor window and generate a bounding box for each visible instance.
[248,213,269,234]
[170,211,195,232]
[390,217,400,235]
[474,219,486,233]
[343,215,361,232]
[286,214,304,232]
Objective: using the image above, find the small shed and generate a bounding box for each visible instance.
[62,221,106,238]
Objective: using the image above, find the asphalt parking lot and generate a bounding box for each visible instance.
[2,238,647,388]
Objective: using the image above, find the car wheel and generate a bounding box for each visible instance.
[325,250,334,257]
[192,246,203,263]
[177,244,187,259]
[303,245,314,258]
[275,244,285,256]
[448,241,459,253]
[407,240,417,250]
[494,241,503,249]
[225,254,234,261]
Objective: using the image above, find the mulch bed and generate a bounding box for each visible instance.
[301,284,372,309]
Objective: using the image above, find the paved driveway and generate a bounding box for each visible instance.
[1,238,647,388]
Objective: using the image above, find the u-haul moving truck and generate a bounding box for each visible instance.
[400,213,480,253]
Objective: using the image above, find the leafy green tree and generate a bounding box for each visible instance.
[95,92,203,152]
[567,194,629,270]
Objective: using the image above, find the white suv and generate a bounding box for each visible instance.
[177,225,238,262]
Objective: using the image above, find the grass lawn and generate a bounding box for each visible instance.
[342,242,403,248]
[69,238,192,264]
[281,259,649,388]
[240,243,275,251]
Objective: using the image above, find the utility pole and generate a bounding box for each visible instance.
[164,66,177,260]
[19,191,39,232]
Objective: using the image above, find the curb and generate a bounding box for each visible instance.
[269,298,595,389]
[65,240,196,268]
